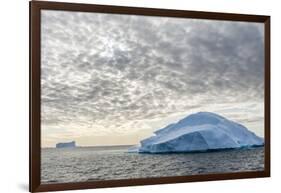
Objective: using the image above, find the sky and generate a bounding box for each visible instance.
[41,10,265,147]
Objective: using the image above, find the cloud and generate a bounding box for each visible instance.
[41,10,264,146]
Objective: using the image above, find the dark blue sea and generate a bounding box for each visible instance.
[41,146,264,184]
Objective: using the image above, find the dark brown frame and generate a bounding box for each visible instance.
[30,1,270,192]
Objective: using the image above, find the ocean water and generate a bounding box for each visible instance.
[41,146,264,184]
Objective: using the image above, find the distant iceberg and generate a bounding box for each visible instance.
[130,112,264,153]
[56,141,76,148]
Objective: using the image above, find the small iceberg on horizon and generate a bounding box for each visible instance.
[56,141,76,148]
[130,112,264,153]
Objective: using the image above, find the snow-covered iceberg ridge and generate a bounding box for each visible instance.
[130,112,264,153]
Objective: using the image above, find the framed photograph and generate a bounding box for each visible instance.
[30,1,270,192]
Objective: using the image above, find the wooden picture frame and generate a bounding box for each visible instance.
[30,1,270,192]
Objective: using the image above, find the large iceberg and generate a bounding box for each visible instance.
[130,112,264,153]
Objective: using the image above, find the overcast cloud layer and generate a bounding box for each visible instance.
[41,10,264,147]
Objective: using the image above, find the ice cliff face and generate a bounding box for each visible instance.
[130,112,264,153]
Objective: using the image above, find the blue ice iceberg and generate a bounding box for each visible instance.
[130,112,264,153]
